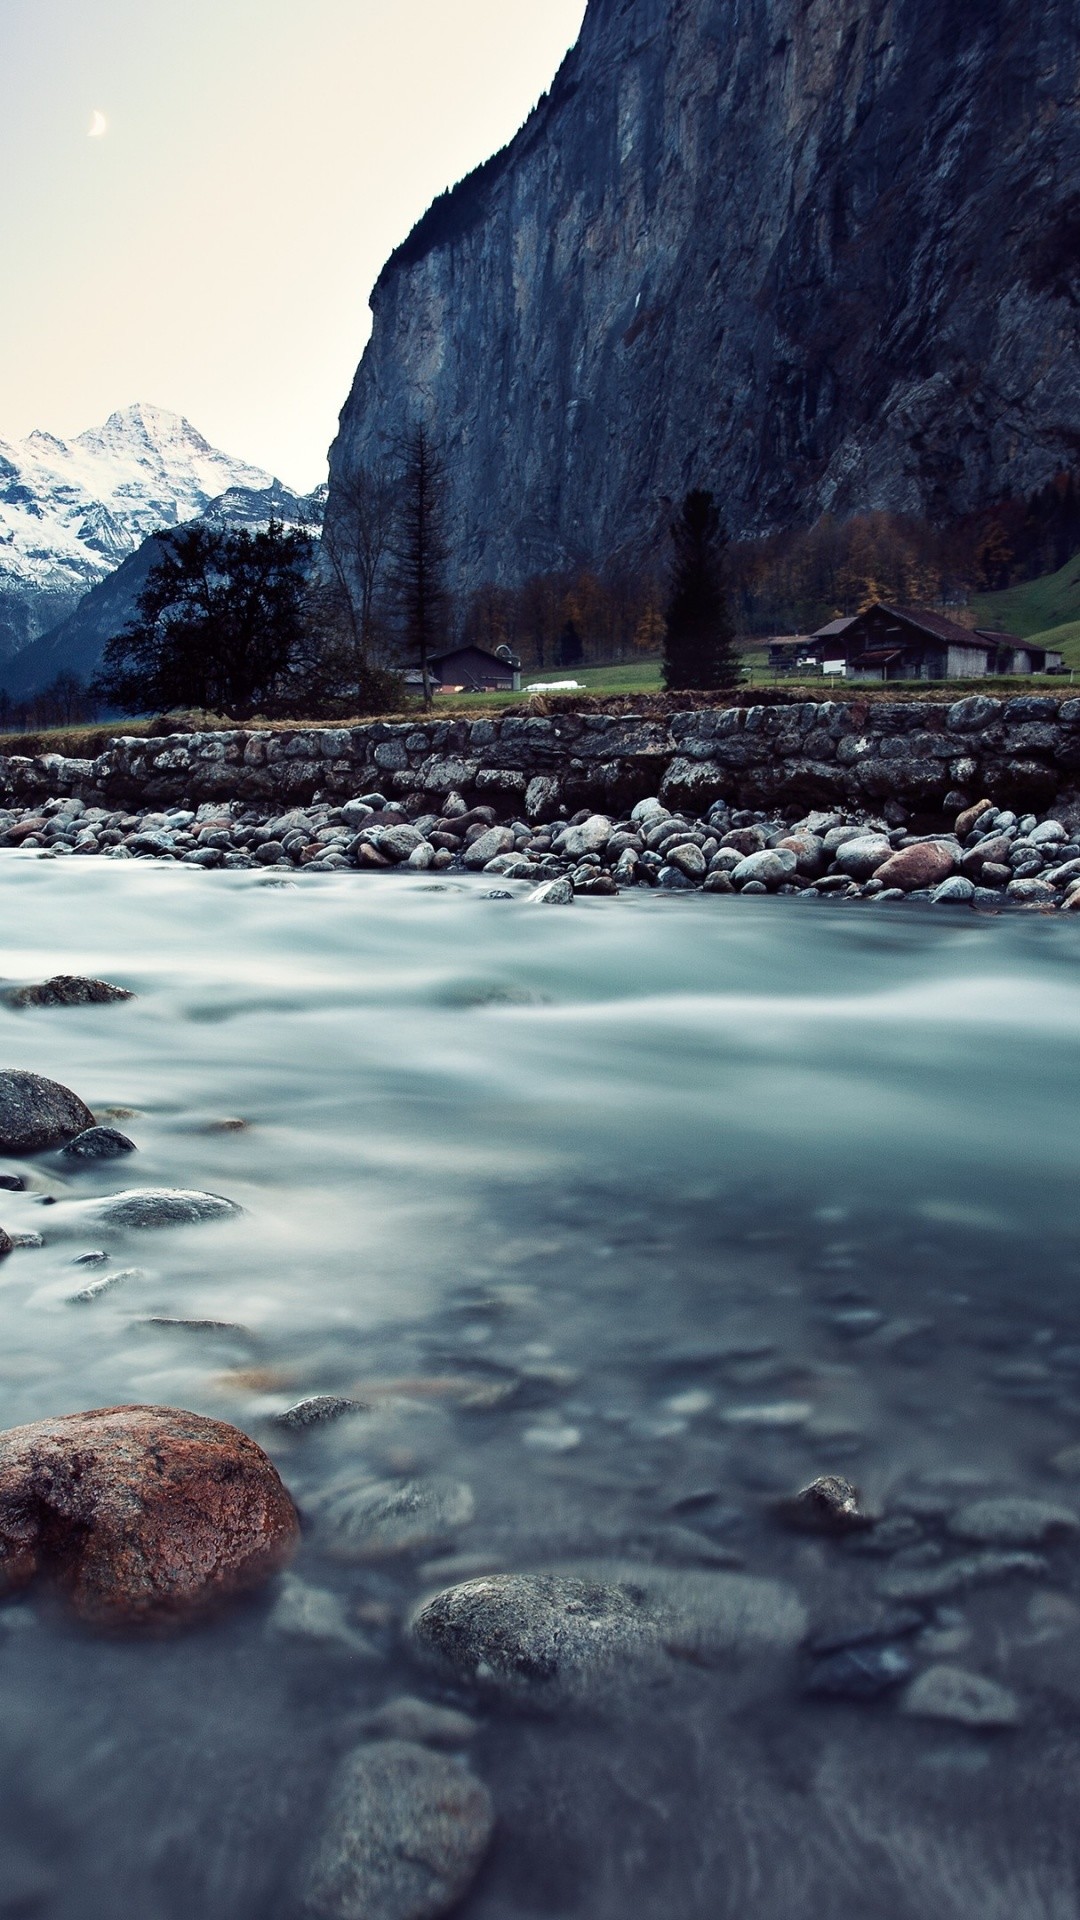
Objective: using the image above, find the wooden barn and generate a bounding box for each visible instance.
[404,645,522,693]
[802,605,1064,682]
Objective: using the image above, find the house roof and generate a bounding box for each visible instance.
[812,616,858,640]
[427,643,519,669]
[870,605,992,648]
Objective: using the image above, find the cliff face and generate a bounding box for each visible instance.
[330,0,1080,588]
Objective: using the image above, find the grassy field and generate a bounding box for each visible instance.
[975,554,1080,657]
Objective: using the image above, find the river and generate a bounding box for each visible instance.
[0,857,1078,1918]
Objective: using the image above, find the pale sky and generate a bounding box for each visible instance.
[0,0,587,491]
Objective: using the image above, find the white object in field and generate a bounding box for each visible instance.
[823,660,847,676]
[525,680,583,692]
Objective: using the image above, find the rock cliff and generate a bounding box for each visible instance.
[329,0,1080,589]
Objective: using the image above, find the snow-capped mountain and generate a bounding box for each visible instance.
[0,403,276,661]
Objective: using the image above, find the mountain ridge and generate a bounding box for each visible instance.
[329,0,1080,594]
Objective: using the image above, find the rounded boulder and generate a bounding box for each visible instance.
[872,841,958,891]
[0,1070,95,1155]
[0,1405,299,1629]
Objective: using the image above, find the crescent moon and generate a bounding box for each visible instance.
[88,110,108,138]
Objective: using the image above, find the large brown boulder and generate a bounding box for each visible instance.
[0,1070,94,1154]
[872,841,958,891]
[0,1405,299,1629]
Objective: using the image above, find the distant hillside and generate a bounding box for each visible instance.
[974,552,1080,639]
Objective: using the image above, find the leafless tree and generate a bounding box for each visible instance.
[321,461,396,658]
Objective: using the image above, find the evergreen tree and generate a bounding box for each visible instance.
[556,619,584,668]
[662,491,740,690]
[389,425,450,707]
[91,521,313,718]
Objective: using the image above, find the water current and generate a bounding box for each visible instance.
[0,856,1079,1918]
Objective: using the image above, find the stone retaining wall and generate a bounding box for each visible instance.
[3,694,1080,821]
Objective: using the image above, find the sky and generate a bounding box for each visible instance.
[0,0,587,491]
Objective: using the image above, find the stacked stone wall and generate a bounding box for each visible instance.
[2,695,1080,821]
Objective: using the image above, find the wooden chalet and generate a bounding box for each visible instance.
[799,605,1064,682]
[403,644,522,693]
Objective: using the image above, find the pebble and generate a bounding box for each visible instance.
[4,790,1079,912]
[312,1476,476,1561]
[4,975,133,1008]
[948,1497,1079,1547]
[78,1188,241,1228]
[805,1643,913,1699]
[774,1475,874,1535]
[358,1698,480,1749]
[303,1741,493,1920]
[877,1549,1048,1603]
[270,1396,366,1432]
[59,1126,137,1161]
[266,1574,377,1656]
[901,1665,1021,1729]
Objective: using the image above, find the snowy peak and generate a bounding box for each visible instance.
[0,405,277,658]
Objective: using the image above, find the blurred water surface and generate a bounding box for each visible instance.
[0,860,1078,1918]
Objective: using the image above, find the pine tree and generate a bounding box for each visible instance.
[662,491,740,691]
[389,425,451,707]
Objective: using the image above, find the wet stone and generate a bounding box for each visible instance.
[775,1475,874,1535]
[948,1497,1080,1546]
[0,1070,95,1155]
[358,1698,480,1749]
[303,1740,494,1920]
[266,1575,377,1657]
[269,1396,366,1432]
[81,1188,241,1228]
[4,975,133,1009]
[877,1550,1048,1603]
[902,1665,1021,1730]
[313,1477,476,1562]
[805,1643,914,1700]
[59,1125,137,1161]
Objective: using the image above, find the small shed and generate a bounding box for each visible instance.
[413,645,521,693]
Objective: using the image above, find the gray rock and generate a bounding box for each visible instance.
[67,1267,147,1304]
[902,1664,1021,1729]
[558,814,612,858]
[1006,877,1056,905]
[270,1396,366,1433]
[5,975,133,1009]
[805,1643,913,1699]
[358,1698,480,1749]
[0,1070,95,1155]
[931,876,975,904]
[775,1476,874,1535]
[314,1477,476,1561]
[0,1226,12,1259]
[528,878,573,905]
[832,835,892,880]
[303,1741,493,1920]
[408,1574,654,1706]
[665,841,707,880]
[948,1497,1079,1547]
[266,1575,377,1657]
[948,696,1002,732]
[731,848,797,889]
[59,1126,137,1161]
[462,827,515,870]
[877,1550,1047,1603]
[80,1188,241,1228]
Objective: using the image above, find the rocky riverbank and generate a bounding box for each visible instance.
[4,784,1080,910]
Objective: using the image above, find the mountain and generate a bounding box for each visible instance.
[2,480,324,700]
[0,403,274,662]
[329,0,1080,592]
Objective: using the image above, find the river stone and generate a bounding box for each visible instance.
[408,1574,654,1706]
[873,841,958,890]
[776,831,826,876]
[948,1497,1080,1547]
[805,1643,913,1699]
[528,878,574,905]
[378,825,427,863]
[59,1126,137,1161]
[832,835,892,880]
[954,800,994,838]
[559,814,612,858]
[6,975,133,1009]
[359,1698,480,1748]
[731,848,797,889]
[462,827,515,870]
[775,1476,874,1535]
[932,875,975,904]
[876,1549,1047,1603]
[266,1575,376,1656]
[0,1405,299,1629]
[902,1665,1021,1729]
[314,1477,475,1561]
[665,841,707,880]
[77,1189,240,1228]
[270,1396,366,1433]
[303,1740,493,1920]
[0,1227,11,1259]
[0,1070,95,1155]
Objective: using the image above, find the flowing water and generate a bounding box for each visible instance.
[0,857,1079,1918]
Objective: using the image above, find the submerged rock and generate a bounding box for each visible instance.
[303,1740,493,1920]
[270,1395,366,1433]
[805,1643,913,1699]
[0,1404,299,1629]
[59,1125,137,1162]
[409,1574,653,1707]
[314,1477,476,1562]
[5,976,133,1009]
[0,1070,94,1155]
[0,1226,11,1259]
[359,1698,480,1749]
[266,1574,377,1656]
[948,1497,1079,1547]
[775,1476,874,1536]
[528,877,573,905]
[81,1188,241,1228]
[902,1664,1021,1729]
